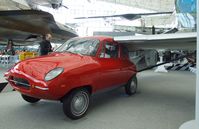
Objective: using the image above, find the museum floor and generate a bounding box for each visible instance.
[0,70,195,129]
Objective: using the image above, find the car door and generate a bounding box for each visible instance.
[95,40,125,90]
[118,44,136,83]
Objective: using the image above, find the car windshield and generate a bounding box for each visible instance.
[55,38,99,56]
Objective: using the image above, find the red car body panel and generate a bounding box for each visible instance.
[5,36,137,100]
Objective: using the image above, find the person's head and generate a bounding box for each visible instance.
[44,33,52,41]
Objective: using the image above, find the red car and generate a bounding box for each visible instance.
[5,36,137,119]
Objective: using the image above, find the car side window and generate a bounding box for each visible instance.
[100,42,118,58]
[121,45,129,58]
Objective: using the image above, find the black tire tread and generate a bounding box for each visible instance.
[62,88,90,120]
[21,94,40,103]
[125,75,137,95]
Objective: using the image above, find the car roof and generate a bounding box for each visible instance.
[73,36,114,42]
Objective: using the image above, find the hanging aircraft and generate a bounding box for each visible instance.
[0,0,78,45]
[74,9,196,50]
[0,10,77,45]
[114,32,196,50]
[74,11,173,20]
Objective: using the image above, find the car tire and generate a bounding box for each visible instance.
[21,94,40,103]
[125,75,137,95]
[62,89,90,120]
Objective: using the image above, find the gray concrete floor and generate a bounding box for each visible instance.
[0,70,196,129]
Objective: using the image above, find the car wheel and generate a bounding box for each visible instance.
[125,75,137,95]
[21,94,40,103]
[63,89,90,120]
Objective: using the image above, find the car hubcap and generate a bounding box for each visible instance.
[130,80,136,93]
[71,91,89,116]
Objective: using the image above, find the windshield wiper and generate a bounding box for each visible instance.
[62,50,74,54]
[65,51,84,56]
[76,53,83,56]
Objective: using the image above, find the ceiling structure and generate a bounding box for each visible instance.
[98,0,177,29]
[0,0,176,12]
[98,0,175,12]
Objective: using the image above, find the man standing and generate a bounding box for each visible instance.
[39,33,53,56]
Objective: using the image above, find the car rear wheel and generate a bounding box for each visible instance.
[125,75,137,95]
[62,89,90,120]
[21,94,40,103]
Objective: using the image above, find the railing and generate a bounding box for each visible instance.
[0,55,19,68]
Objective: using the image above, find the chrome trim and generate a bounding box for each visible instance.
[9,79,30,87]
[35,86,49,91]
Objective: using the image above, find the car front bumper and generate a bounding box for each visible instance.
[5,70,68,100]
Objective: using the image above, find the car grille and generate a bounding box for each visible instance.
[10,77,30,89]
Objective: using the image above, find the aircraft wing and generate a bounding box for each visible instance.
[75,12,172,20]
[114,32,196,50]
[0,10,77,45]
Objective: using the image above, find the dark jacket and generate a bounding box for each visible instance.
[39,40,52,56]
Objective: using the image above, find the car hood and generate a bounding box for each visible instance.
[11,52,94,80]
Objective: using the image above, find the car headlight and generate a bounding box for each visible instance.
[45,67,64,81]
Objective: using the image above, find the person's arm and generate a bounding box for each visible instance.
[49,43,53,52]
